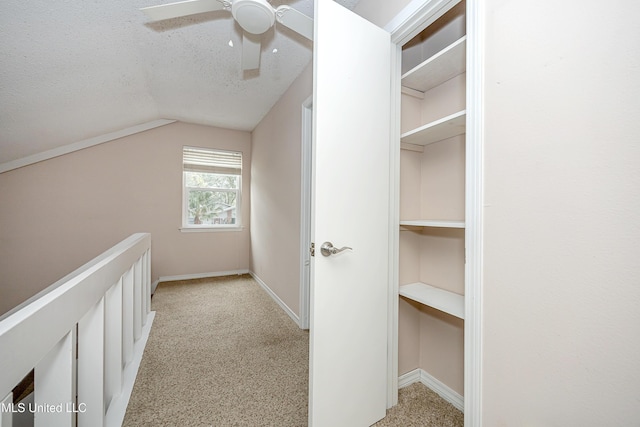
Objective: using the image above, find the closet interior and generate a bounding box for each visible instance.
[397,0,466,410]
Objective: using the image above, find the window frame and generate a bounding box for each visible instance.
[181,146,243,231]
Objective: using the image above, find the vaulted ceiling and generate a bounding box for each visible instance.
[0,0,359,164]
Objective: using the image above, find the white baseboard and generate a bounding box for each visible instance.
[249,272,300,327]
[151,279,160,295]
[398,368,422,388]
[157,269,250,285]
[105,311,155,427]
[398,368,464,412]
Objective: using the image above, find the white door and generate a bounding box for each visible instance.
[309,0,391,425]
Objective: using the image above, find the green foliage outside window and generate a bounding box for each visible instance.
[186,172,239,225]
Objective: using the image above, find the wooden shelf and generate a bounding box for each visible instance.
[399,282,464,319]
[401,36,467,93]
[400,220,465,229]
[401,110,465,146]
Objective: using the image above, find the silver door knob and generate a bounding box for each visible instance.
[320,242,352,257]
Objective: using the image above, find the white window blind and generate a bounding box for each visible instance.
[183,147,242,175]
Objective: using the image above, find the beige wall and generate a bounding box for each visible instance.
[482,0,640,424]
[250,63,313,318]
[2,0,638,421]
[0,122,251,316]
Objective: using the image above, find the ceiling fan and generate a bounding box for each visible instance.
[141,0,313,71]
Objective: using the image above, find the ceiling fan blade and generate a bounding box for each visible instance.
[141,0,227,22]
[241,32,261,70]
[275,6,313,41]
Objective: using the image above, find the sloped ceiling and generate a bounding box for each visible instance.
[0,0,359,164]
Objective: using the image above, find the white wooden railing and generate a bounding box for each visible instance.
[0,233,154,427]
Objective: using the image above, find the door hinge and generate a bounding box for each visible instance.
[310,242,315,257]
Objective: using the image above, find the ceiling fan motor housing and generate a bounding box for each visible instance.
[231,0,276,34]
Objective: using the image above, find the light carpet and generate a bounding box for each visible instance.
[123,274,463,426]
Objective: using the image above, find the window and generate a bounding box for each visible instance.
[182,147,242,230]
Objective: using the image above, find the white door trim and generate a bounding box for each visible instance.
[386,0,485,425]
[299,96,313,330]
[464,1,485,423]
[387,42,401,409]
[384,0,461,43]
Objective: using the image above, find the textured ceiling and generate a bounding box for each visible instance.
[0,0,359,164]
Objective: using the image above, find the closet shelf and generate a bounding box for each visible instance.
[401,36,466,93]
[401,110,466,146]
[399,283,464,319]
[400,220,465,229]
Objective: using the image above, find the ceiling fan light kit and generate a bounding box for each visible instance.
[232,0,275,35]
[141,0,313,71]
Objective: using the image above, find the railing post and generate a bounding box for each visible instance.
[104,279,123,413]
[146,249,151,316]
[133,258,142,342]
[141,251,148,325]
[34,330,75,427]
[140,253,146,326]
[0,392,12,427]
[77,298,105,427]
[122,266,134,366]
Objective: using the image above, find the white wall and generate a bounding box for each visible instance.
[0,122,252,316]
[481,1,640,424]
[250,63,313,319]
[354,0,414,27]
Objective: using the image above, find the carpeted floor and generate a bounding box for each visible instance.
[374,384,463,427]
[123,274,463,426]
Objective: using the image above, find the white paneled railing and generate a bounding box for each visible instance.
[0,233,155,427]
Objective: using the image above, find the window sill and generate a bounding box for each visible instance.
[179,226,245,233]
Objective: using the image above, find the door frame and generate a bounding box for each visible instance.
[299,96,313,330]
[299,0,485,420]
[385,0,485,424]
